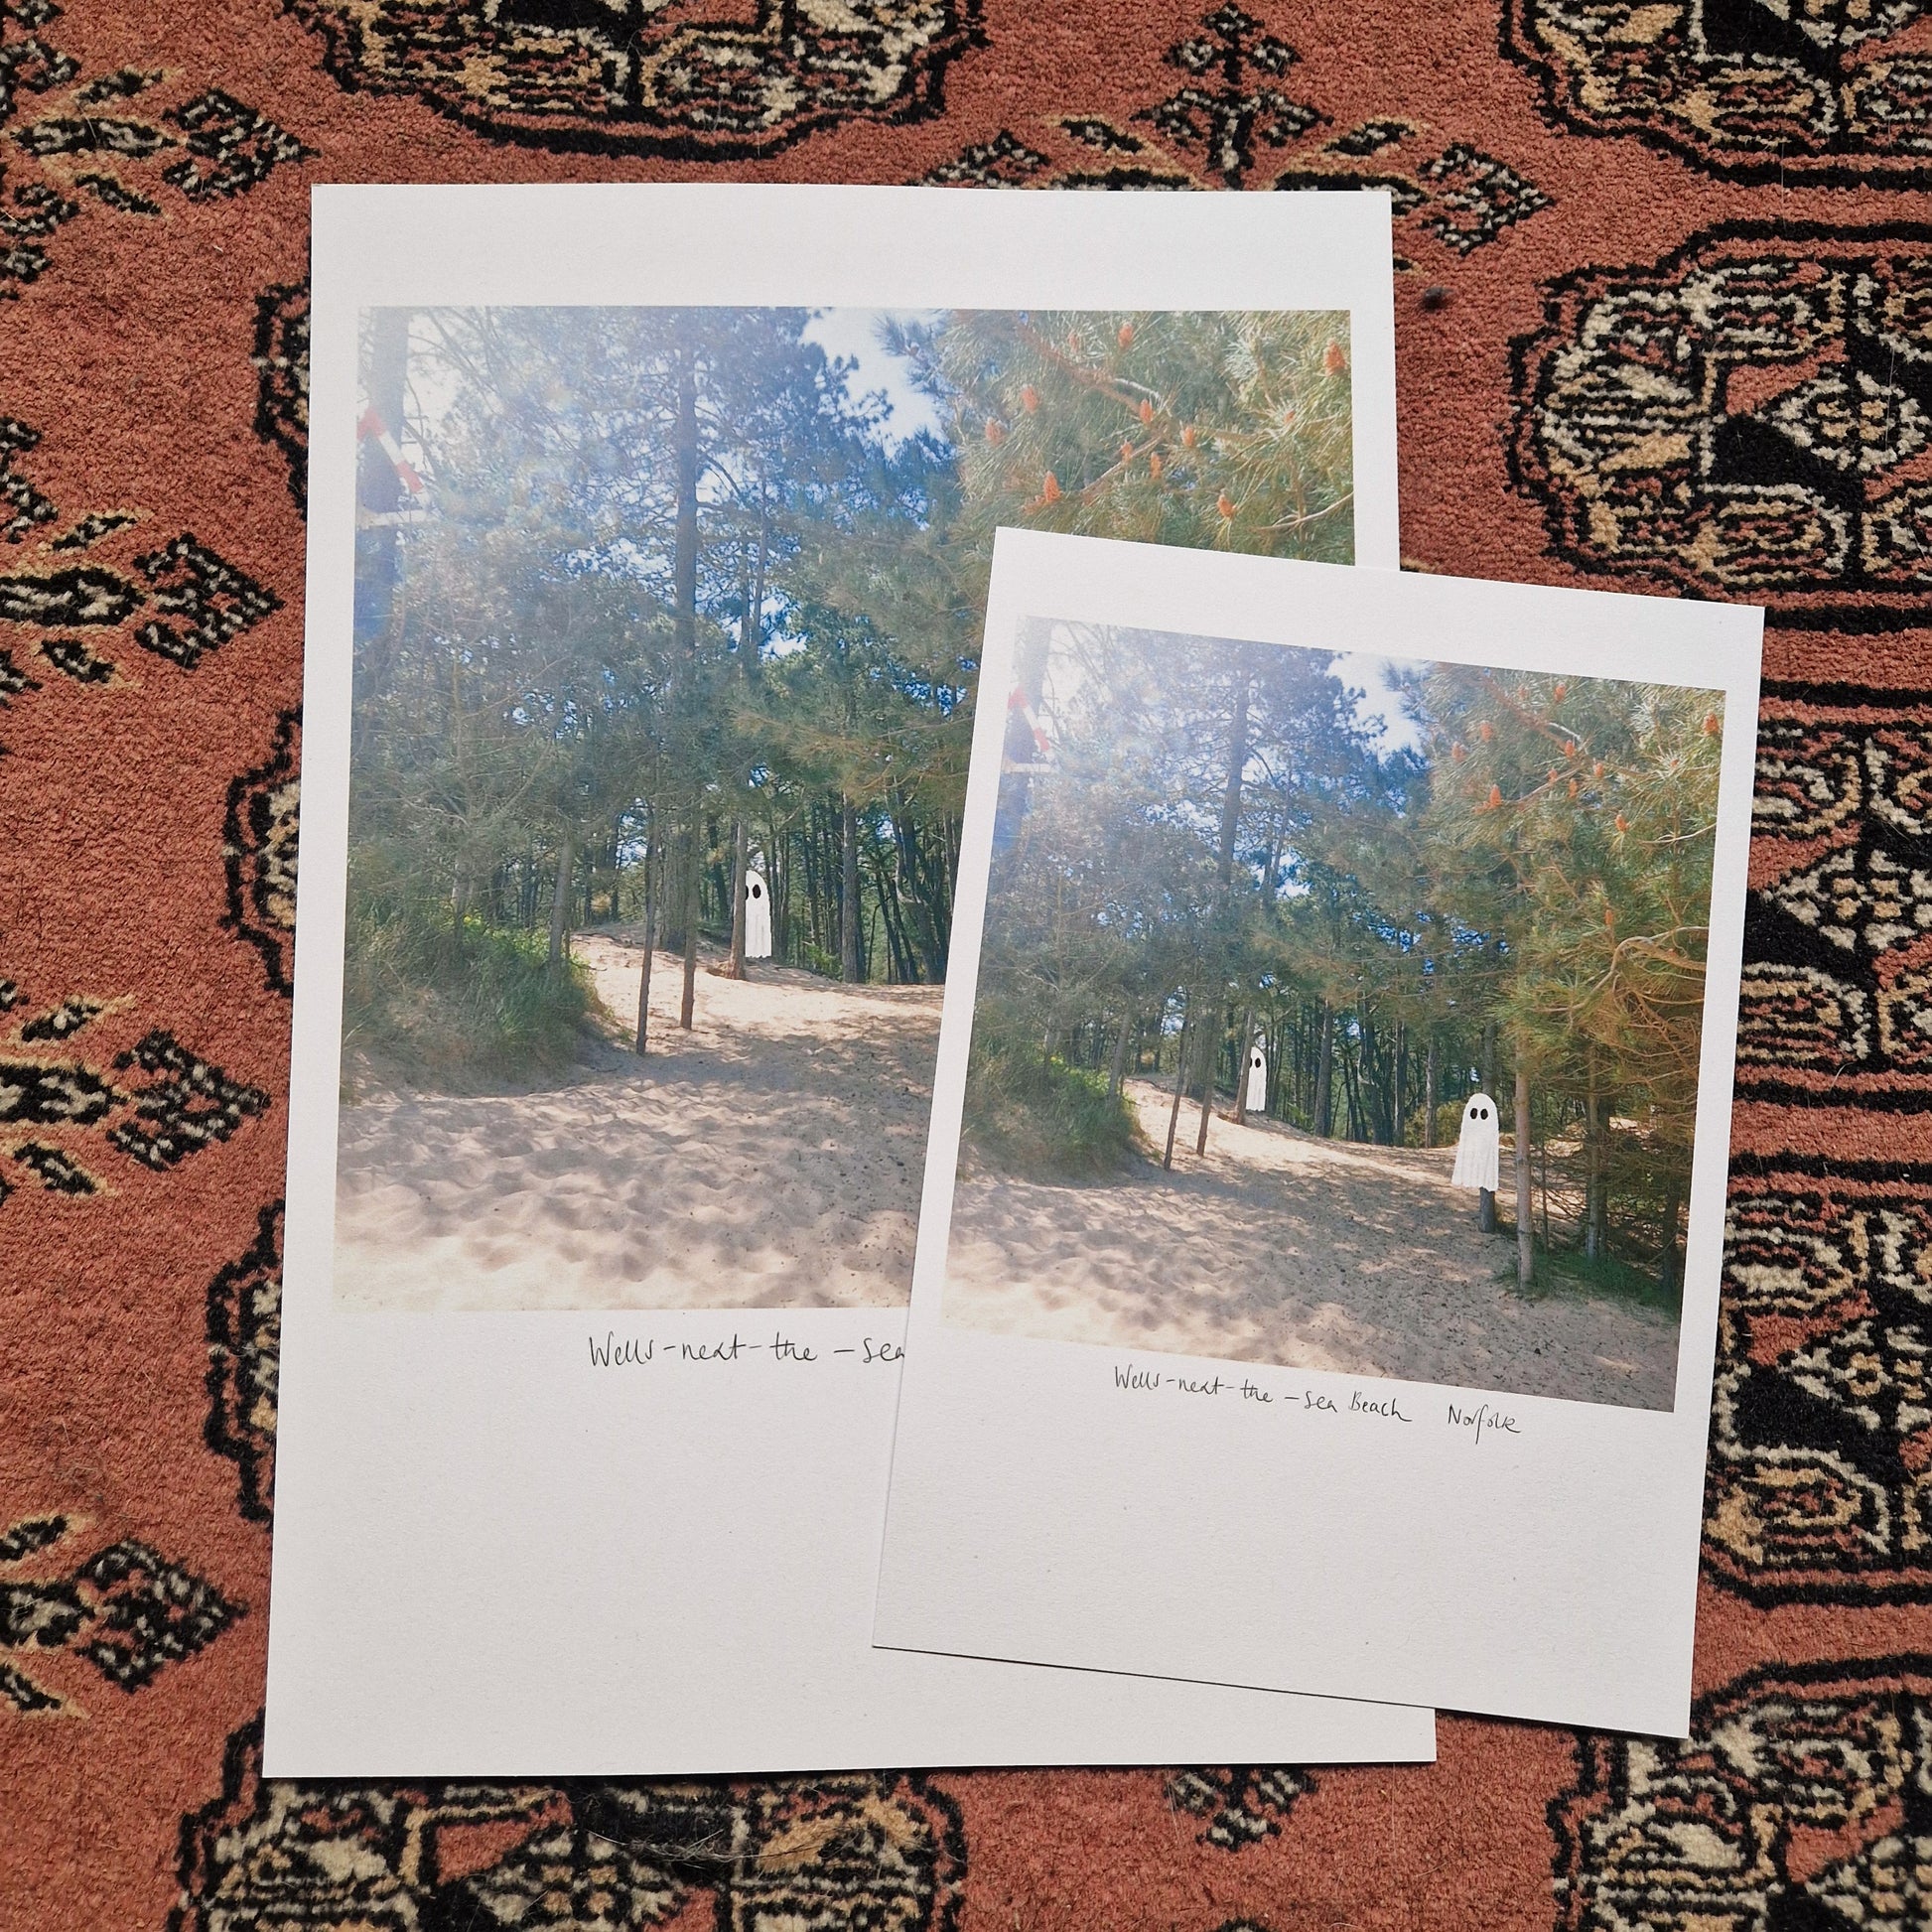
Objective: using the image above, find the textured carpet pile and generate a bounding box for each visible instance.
[5,2,1932,1926]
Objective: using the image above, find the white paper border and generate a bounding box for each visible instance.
[875,528,1762,1738]
[267,184,1431,1773]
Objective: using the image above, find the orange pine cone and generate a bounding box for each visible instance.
[1450,743,1465,761]
[1323,341,1347,374]
[1216,490,1235,519]
[1553,682,1567,702]
[1569,777,1579,797]
[1614,813,1628,833]
[985,420,1006,446]
[1486,784,1502,808]
[1592,760,1604,778]
[1120,441,1135,463]
[1564,740,1577,757]
[1704,712,1720,736]
[1604,904,1615,927]
[1041,471,1061,503]
[1148,452,1163,480]
[1118,322,1135,347]
[1181,424,1197,449]
[1478,720,1494,742]
[1139,397,1155,424]
[1021,384,1038,413]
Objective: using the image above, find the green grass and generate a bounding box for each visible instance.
[1496,1219,1683,1318]
[962,1012,1139,1177]
[343,899,598,1091]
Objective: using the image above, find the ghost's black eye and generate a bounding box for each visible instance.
[1479,1107,1488,1120]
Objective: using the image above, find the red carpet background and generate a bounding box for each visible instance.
[5,1,1932,1925]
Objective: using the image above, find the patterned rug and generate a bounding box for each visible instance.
[5,1,1932,1925]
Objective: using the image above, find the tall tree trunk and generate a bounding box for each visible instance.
[1658,1175,1685,1298]
[1585,1052,1607,1262]
[1482,1019,1497,1100]
[662,336,703,1027]
[1192,1007,1218,1157]
[1342,1041,1363,1142]
[725,498,766,982]
[1514,1057,1534,1291]
[1109,1007,1134,1097]
[1539,1124,1552,1252]
[672,348,699,658]
[547,828,572,971]
[1216,666,1251,886]
[1424,1032,1439,1147]
[728,816,750,979]
[679,824,699,1030]
[1163,995,1193,1173]
[1233,1004,1255,1124]
[1361,1014,1390,1145]
[1314,1003,1334,1137]
[840,794,862,982]
[353,309,412,678]
[634,838,657,1056]
[1179,666,1254,1163]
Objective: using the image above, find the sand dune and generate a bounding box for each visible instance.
[941,1077,1682,1410]
[338,949,1680,1409]
[333,933,941,1311]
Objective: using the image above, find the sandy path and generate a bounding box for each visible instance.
[942,1077,1681,1410]
[333,934,941,1311]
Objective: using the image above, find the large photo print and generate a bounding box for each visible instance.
[337,306,1358,1311]
[945,620,1723,1410]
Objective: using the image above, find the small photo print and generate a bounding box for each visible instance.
[334,306,1357,1312]
[943,620,1724,1411]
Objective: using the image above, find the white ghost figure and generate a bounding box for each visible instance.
[1450,1091,1500,1192]
[1245,1041,1267,1112]
[744,869,772,959]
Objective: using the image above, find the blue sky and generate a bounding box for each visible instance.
[1329,652,1423,758]
[800,308,944,447]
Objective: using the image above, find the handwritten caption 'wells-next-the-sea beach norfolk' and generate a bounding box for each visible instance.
[588,1330,904,1369]
[1112,1362,1524,1443]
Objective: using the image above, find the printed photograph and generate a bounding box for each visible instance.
[334,305,1357,1311]
[944,621,1723,1409]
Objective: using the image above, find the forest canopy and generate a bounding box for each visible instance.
[966,621,1723,1300]
[345,304,1355,1078]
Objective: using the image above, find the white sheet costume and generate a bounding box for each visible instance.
[1449,1092,1500,1192]
[1244,1042,1267,1111]
[744,869,772,959]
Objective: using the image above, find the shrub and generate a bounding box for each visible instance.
[343,893,596,1089]
[962,1005,1139,1176]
